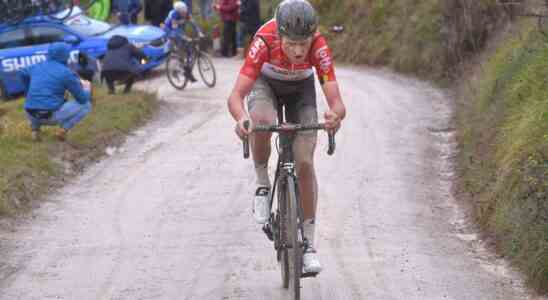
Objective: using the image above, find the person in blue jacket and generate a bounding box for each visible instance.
[20,42,92,142]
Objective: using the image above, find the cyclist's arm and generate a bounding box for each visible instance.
[188,19,204,37]
[228,36,268,122]
[311,36,346,126]
[321,81,346,120]
[164,11,176,31]
[228,74,255,122]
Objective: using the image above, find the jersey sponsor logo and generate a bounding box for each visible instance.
[315,46,332,74]
[248,38,266,62]
[2,50,80,73]
[262,63,313,81]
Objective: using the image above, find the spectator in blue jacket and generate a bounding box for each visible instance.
[20,42,92,142]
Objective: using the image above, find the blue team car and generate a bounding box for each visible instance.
[0,7,169,99]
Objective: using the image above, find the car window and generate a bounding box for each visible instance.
[0,29,31,49]
[65,15,112,36]
[29,27,70,45]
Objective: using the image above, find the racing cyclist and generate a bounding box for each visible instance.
[227,0,346,274]
[163,1,204,82]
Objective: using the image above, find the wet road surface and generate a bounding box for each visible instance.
[0,58,544,300]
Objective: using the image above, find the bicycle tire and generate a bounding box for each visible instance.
[166,53,189,90]
[278,179,290,289]
[286,175,302,300]
[197,51,216,88]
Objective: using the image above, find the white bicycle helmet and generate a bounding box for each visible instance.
[173,1,188,14]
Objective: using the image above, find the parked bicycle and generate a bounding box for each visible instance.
[241,105,335,300]
[166,36,216,90]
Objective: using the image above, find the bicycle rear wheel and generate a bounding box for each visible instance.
[166,53,189,90]
[286,175,302,300]
[197,51,216,88]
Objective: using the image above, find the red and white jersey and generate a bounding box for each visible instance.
[239,19,337,83]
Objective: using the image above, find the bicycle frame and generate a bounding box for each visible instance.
[268,108,309,254]
[168,35,199,67]
[241,103,336,299]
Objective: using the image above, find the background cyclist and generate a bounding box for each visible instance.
[227,0,346,274]
[164,1,204,82]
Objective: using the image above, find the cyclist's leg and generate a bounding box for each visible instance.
[178,36,198,82]
[247,77,278,223]
[290,77,322,273]
[247,77,278,187]
[286,76,319,244]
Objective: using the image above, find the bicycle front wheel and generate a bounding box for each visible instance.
[278,179,290,289]
[166,53,189,90]
[286,175,302,300]
[197,52,216,88]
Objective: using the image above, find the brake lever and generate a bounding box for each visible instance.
[327,130,336,156]
[243,120,250,159]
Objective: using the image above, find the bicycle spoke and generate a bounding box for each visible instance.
[166,54,188,90]
[198,52,216,88]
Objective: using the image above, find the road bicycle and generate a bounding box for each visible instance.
[165,36,216,90]
[241,108,335,300]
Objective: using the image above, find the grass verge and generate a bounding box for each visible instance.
[457,21,548,293]
[0,87,157,215]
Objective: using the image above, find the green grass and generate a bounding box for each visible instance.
[307,0,444,79]
[458,22,548,293]
[0,88,157,215]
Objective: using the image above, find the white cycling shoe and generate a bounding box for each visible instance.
[253,186,271,224]
[303,247,322,274]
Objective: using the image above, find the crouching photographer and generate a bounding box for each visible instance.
[101,35,148,95]
[20,42,92,142]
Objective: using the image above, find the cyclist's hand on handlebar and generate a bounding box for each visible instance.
[235,118,251,140]
[324,110,342,133]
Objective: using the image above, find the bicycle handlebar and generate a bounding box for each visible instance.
[241,121,336,159]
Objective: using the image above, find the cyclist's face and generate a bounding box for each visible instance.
[177,9,188,17]
[281,37,313,64]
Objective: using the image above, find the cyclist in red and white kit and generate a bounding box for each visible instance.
[227,0,346,274]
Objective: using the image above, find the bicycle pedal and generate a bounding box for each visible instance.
[301,271,319,278]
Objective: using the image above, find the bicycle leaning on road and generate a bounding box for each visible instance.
[241,104,336,300]
[165,36,217,90]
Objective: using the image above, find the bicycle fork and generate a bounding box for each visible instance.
[263,161,310,254]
